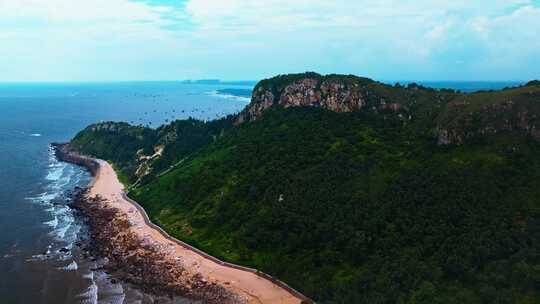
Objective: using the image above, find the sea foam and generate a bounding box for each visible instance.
[62,261,78,271]
[207,90,251,102]
[77,280,98,304]
[44,216,59,228]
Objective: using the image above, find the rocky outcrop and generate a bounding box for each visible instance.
[436,88,540,145]
[52,143,100,175]
[75,193,243,304]
[238,73,385,122]
[56,146,244,303]
[239,73,540,145]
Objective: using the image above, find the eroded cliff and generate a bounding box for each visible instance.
[239,73,540,146]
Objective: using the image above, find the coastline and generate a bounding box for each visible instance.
[52,143,309,304]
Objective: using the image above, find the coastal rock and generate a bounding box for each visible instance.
[236,73,540,146]
[237,73,376,122]
[73,191,245,304]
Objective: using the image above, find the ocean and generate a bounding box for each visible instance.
[0,80,523,303]
[0,82,250,304]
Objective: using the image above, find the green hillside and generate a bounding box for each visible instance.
[71,73,540,303]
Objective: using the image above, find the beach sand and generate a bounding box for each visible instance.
[88,159,303,304]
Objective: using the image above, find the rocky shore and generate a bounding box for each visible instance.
[53,144,244,304]
[73,192,242,303]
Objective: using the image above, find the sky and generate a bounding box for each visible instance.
[1,0,539,82]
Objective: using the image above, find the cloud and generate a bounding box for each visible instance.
[0,0,173,23]
[0,0,538,81]
[0,0,193,81]
[182,0,540,80]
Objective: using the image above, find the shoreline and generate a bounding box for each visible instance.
[52,143,309,304]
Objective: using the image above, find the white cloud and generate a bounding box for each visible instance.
[181,0,540,80]
[0,0,538,81]
[0,0,193,81]
[0,0,170,22]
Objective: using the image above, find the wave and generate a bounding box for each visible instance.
[26,148,85,258]
[207,90,251,102]
[27,146,114,303]
[27,154,72,206]
[28,244,53,261]
[77,279,98,304]
[78,270,125,304]
[29,133,42,137]
[62,261,78,271]
[83,272,94,280]
[46,160,67,181]
[27,190,60,204]
[52,214,76,241]
[94,271,126,304]
[44,216,59,228]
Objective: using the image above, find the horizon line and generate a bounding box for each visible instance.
[0,79,530,85]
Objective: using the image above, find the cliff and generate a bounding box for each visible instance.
[436,83,540,144]
[67,73,540,303]
[237,72,409,123]
[239,73,540,146]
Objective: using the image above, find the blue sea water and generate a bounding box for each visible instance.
[406,81,525,92]
[0,80,523,303]
[0,82,250,304]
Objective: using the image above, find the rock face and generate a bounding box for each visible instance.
[55,146,246,303]
[239,73,540,146]
[238,73,379,122]
[436,89,540,145]
[74,192,244,304]
[52,143,100,175]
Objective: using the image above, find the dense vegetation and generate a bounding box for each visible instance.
[71,74,540,303]
[71,117,234,182]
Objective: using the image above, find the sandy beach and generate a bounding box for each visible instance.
[83,157,304,304]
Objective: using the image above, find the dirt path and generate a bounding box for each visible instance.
[88,159,304,304]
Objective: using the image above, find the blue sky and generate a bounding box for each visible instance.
[1,0,539,82]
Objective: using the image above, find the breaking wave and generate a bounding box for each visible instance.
[207,90,251,102]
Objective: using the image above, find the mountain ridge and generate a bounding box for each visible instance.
[238,73,540,146]
[68,73,540,303]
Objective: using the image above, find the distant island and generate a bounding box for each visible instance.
[61,72,540,303]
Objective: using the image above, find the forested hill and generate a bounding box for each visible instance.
[70,73,540,303]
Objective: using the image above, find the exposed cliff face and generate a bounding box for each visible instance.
[240,73,540,146]
[238,73,396,122]
[436,85,540,145]
[65,75,540,304]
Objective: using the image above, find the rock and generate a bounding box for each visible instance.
[72,188,245,304]
[237,72,397,123]
[59,247,70,253]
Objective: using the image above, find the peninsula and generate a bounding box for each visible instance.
[53,143,307,303]
[63,73,540,303]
